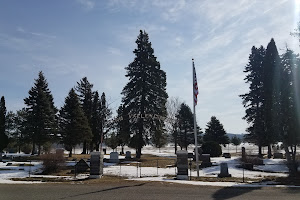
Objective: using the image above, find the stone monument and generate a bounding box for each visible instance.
[75,159,89,173]
[89,152,103,179]
[125,151,131,159]
[200,154,212,167]
[241,147,246,161]
[176,150,188,180]
[218,163,231,178]
[110,152,119,163]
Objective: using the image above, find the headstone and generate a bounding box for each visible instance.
[193,147,202,161]
[200,154,212,167]
[89,152,103,179]
[75,159,89,173]
[242,147,246,161]
[6,163,12,166]
[218,163,231,178]
[273,153,283,159]
[176,150,188,180]
[110,152,119,163]
[125,151,131,159]
[222,153,231,159]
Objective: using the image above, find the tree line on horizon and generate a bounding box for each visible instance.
[0,30,233,160]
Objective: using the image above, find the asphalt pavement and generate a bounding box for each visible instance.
[0,181,300,200]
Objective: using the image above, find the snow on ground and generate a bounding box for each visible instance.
[0,145,293,185]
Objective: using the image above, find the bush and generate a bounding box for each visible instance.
[40,152,65,174]
[202,141,222,157]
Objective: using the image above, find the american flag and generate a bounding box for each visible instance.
[193,60,198,105]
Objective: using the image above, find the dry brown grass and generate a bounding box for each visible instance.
[124,154,176,168]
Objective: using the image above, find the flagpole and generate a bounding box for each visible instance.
[192,58,200,178]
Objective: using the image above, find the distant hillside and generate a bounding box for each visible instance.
[226,133,245,141]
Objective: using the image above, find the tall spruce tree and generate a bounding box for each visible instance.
[262,38,282,158]
[116,104,130,154]
[240,46,266,155]
[121,30,168,158]
[280,48,300,172]
[24,71,57,155]
[100,92,112,146]
[0,96,8,161]
[91,91,102,151]
[176,103,197,150]
[203,116,229,146]
[59,88,92,157]
[76,77,93,154]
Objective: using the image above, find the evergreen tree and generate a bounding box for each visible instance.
[59,88,92,157]
[203,116,229,146]
[280,48,300,172]
[121,30,168,158]
[11,109,28,153]
[116,104,130,154]
[76,77,93,154]
[176,103,200,150]
[0,96,8,161]
[91,91,102,151]
[240,46,266,155]
[100,92,112,146]
[262,38,282,158]
[106,132,118,151]
[24,71,57,155]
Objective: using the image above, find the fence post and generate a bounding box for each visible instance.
[157,159,158,176]
[137,162,139,178]
[139,162,142,178]
[242,164,245,183]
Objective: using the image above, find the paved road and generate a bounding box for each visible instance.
[0,181,300,200]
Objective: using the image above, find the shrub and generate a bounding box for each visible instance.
[21,144,32,154]
[40,152,65,174]
[201,141,222,157]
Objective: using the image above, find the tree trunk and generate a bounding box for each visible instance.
[121,145,124,155]
[0,152,2,162]
[283,143,297,174]
[136,147,141,159]
[174,139,177,154]
[38,144,41,156]
[82,141,87,154]
[31,143,36,155]
[258,145,262,157]
[267,144,272,158]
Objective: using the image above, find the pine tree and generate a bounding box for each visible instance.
[176,103,200,150]
[203,116,229,146]
[59,88,92,157]
[240,46,266,155]
[280,48,300,172]
[116,104,130,154]
[24,71,57,155]
[76,77,93,154]
[0,96,8,161]
[91,91,102,151]
[262,38,282,158]
[121,30,168,158]
[100,92,112,146]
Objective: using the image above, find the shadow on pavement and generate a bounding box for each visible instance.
[60,182,147,199]
[212,186,261,200]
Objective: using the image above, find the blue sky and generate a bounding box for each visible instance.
[0,0,299,134]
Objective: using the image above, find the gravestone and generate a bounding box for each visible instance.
[218,163,231,178]
[89,152,103,179]
[200,154,212,167]
[193,147,202,161]
[110,152,119,163]
[176,150,188,180]
[75,159,89,173]
[273,153,283,159]
[242,147,246,161]
[125,151,131,159]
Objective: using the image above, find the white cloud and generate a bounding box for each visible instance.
[76,0,95,10]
